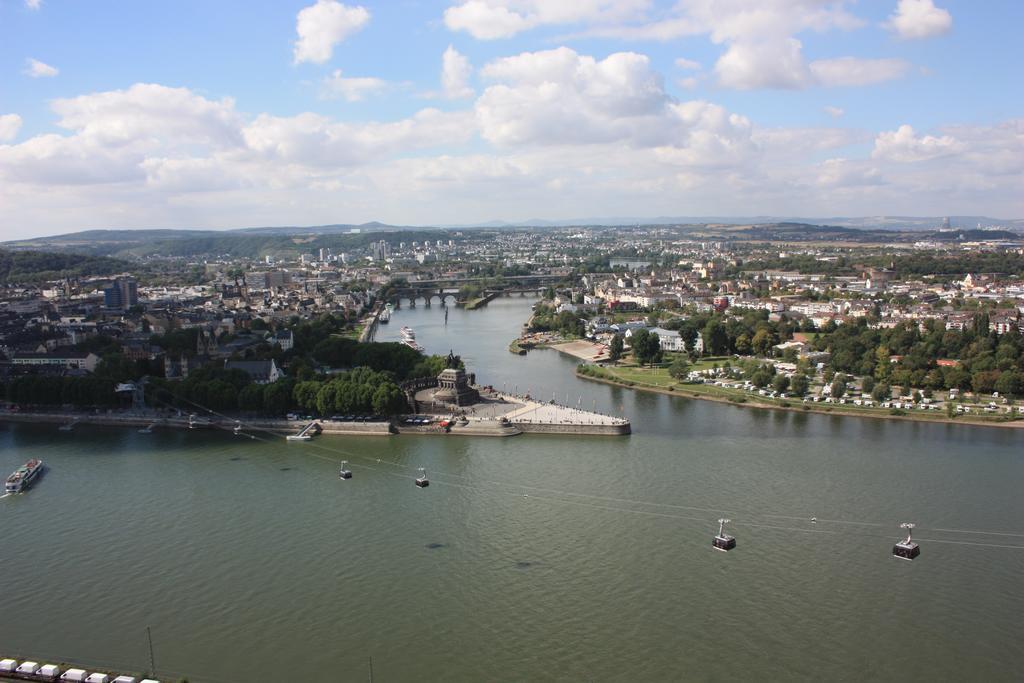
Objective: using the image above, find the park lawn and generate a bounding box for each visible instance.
[611,355,731,383]
[607,364,677,388]
[336,324,364,341]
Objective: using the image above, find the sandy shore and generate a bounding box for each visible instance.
[550,340,609,362]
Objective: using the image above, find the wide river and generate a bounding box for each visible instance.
[3,297,1023,682]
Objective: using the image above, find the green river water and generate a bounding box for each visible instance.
[2,296,1023,682]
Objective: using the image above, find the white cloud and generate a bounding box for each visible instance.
[443,0,647,39]
[753,127,866,154]
[25,58,58,78]
[872,124,964,162]
[713,48,911,90]
[444,1,532,39]
[477,47,675,147]
[0,84,243,186]
[677,77,698,90]
[141,157,251,193]
[0,114,22,142]
[809,57,911,87]
[674,57,701,70]
[578,0,862,41]
[320,69,389,101]
[441,45,474,99]
[715,38,812,90]
[241,108,474,168]
[823,105,844,118]
[293,1,370,65]
[561,1,917,92]
[884,0,952,40]
[25,0,42,9]
[1,72,1020,237]
[816,158,882,187]
[51,83,243,148]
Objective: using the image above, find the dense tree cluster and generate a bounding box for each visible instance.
[529,304,586,337]
[0,249,135,283]
[293,368,408,417]
[810,317,1024,397]
[661,309,791,357]
[3,376,119,408]
[886,253,1024,279]
[6,310,454,417]
[655,303,1024,399]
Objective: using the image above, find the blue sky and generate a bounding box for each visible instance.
[1,0,1021,237]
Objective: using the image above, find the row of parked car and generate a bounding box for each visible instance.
[286,413,386,422]
[0,658,157,683]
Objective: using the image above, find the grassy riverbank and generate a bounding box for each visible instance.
[576,362,1024,429]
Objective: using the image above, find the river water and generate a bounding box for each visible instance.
[2,296,1023,682]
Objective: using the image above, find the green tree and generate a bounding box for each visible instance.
[734,333,752,355]
[371,383,408,415]
[631,330,662,367]
[772,374,790,394]
[702,319,728,356]
[994,371,1022,399]
[972,370,1000,395]
[874,345,892,381]
[263,380,294,415]
[293,381,321,411]
[238,384,265,412]
[752,328,775,356]
[608,334,624,363]
[206,379,239,412]
[95,354,138,383]
[668,356,690,379]
[872,382,891,403]
[790,374,809,396]
[316,382,339,416]
[861,375,875,394]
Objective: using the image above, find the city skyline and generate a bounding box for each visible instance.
[2,0,1022,238]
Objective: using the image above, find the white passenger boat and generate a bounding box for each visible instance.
[5,458,43,494]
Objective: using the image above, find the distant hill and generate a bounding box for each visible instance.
[2,226,452,259]
[0,249,134,283]
[442,215,1024,231]
[925,229,1021,241]
[5,216,1022,259]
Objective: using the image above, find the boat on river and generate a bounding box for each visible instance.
[400,326,423,351]
[5,459,43,494]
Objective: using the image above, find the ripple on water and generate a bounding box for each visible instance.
[2,297,1024,681]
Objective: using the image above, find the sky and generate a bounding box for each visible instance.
[0,0,1022,238]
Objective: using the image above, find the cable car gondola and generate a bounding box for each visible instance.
[415,467,430,488]
[713,518,736,551]
[892,522,920,560]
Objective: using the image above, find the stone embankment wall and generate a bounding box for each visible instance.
[0,410,628,436]
[396,420,522,437]
[0,412,392,436]
[315,420,392,436]
[516,422,631,436]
